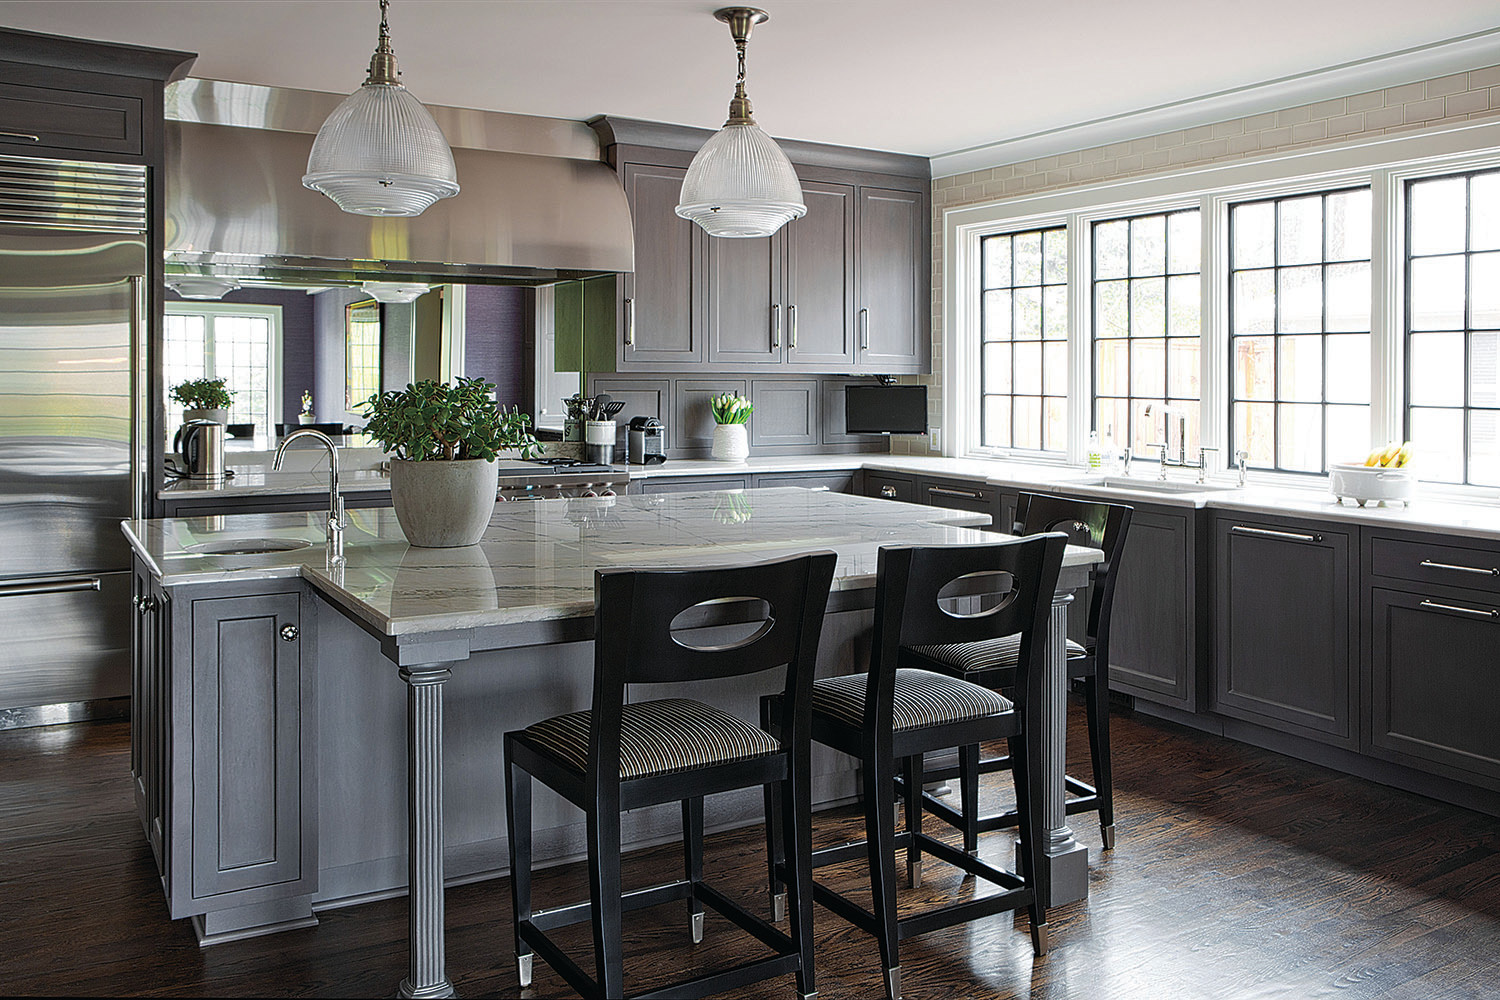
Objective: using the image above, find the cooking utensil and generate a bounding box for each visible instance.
[603,400,625,420]
[591,393,612,420]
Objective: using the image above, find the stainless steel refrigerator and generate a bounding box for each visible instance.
[0,155,148,728]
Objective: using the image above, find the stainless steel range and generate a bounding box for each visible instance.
[494,458,627,501]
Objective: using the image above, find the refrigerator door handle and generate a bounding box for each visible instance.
[130,274,148,521]
[0,576,103,598]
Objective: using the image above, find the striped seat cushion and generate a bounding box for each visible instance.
[812,669,1012,732]
[516,698,780,780]
[906,634,1088,674]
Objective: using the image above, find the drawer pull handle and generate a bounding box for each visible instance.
[280,624,300,642]
[1419,559,1498,577]
[860,308,870,350]
[1231,525,1321,543]
[623,298,635,347]
[771,303,781,349]
[0,576,101,598]
[930,486,982,500]
[0,130,41,143]
[879,485,898,498]
[1418,599,1498,619]
[788,304,797,348]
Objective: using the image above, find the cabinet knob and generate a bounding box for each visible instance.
[280,624,299,642]
[880,485,897,498]
[134,594,158,614]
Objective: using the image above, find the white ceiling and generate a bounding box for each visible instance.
[3,0,1499,159]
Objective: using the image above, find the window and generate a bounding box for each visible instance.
[1092,210,1201,457]
[345,299,381,411]
[164,303,282,437]
[1405,169,1500,487]
[979,227,1067,452]
[1229,188,1372,473]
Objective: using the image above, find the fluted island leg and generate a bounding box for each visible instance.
[1040,592,1088,907]
[400,663,454,999]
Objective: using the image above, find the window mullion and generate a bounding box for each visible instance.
[1066,215,1091,465]
[1370,167,1402,448]
[1202,193,1229,470]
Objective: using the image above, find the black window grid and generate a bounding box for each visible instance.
[1227,187,1372,475]
[1090,209,1202,457]
[1404,167,1500,487]
[979,227,1068,452]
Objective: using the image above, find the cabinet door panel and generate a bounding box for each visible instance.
[190,592,305,898]
[707,234,781,365]
[858,187,924,372]
[1369,587,1500,785]
[1213,518,1355,747]
[750,380,817,446]
[619,163,702,366]
[0,79,143,157]
[786,181,855,368]
[1109,509,1195,707]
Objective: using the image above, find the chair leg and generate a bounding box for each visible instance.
[785,744,817,999]
[682,796,705,943]
[761,697,787,922]
[504,756,534,988]
[862,747,901,1000]
[958,742,981,857]
[1009,731,1049,957]
[587,802,625,998]
[900,754,922,888]
[1084,673,1116,849]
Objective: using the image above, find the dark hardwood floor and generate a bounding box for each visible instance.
[4,706,1499,999]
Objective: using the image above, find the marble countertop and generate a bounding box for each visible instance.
[124,487,1104,638]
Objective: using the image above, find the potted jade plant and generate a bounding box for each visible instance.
[362,376,541,547]
[170,376,234,425]
[709,392,752,462]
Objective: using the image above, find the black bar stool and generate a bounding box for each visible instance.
[764,533,1068,1000]
[905,492,1132,849]
[504,550,837,1000]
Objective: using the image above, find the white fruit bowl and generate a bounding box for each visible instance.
[1329,462,1416,507]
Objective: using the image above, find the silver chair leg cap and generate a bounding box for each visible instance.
[1033,922,1050,956]
[772,890,787,923]
[885,964,902,1000]
[1102,823,1116,850]
[907,857,922,889]
[518,952,533,988]
[690,910,704,944]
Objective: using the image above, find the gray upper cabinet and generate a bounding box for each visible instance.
[592,118,930,377]
[617,162,704,367]
[857,186,927,373]
[705,231,782,366]
[785,181,857,368]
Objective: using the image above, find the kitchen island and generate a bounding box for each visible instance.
[123,487,1100,998]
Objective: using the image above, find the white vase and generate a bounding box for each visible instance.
[711,423,749,462]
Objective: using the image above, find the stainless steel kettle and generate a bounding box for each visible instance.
[173,420,226,483]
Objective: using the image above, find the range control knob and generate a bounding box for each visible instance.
[602,489,617,497]
[581,490,599,498]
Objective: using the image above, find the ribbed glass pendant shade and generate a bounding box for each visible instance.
[303,83,459,217]
[676,123,806,238]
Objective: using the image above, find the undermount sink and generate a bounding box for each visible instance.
[1082,477,1240,494]
[186,538,314,556]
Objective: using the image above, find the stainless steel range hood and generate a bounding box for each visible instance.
[164,79,634,285]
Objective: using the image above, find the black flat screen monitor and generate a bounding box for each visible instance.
[845,385,928,435]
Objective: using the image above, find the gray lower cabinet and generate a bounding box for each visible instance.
[919,477,995,516]
[1105,504,1202,711]
[861,471,917,503]
[753,471,855,493]
[1364,529,1500,789]
[133,567,318,921]
[636,475,751,494]
[1212,513,1358,749]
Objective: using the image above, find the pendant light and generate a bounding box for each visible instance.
[302,0,459,217]
[676,7,806,238]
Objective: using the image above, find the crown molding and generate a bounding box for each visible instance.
[931,27,1500,179]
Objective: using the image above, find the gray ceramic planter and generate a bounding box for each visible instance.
[388,458,500,547]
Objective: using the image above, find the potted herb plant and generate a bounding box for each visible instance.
[361,376,541,547]
[169,377,234,424]
[709,392,752,462]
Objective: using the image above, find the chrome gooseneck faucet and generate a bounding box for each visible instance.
[274,428,345,564]
[1145,403,1218,482]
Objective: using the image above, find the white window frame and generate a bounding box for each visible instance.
[164,301,284,432]
[943,117,1500,498]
